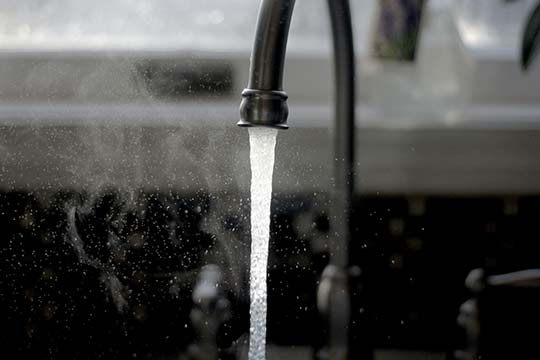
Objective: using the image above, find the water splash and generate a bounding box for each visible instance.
[248,127,278,360]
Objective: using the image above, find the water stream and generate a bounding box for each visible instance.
[248,127,278,360]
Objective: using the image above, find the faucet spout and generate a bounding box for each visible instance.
[238,0,355,142]
[238,0,296,129]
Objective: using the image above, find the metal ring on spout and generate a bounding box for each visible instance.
[238,88,289,129]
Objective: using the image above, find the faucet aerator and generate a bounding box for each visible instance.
[238,89,289,129]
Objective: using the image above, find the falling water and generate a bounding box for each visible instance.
[248,127,278,360]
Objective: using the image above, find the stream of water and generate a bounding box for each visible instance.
[248,127,278,360]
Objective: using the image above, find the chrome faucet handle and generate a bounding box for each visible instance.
[457,267,540,360]
[189,264,231,360]
[316,264,350,360]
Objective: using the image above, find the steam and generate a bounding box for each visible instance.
[65,205,129,313]
[0,52,252,316]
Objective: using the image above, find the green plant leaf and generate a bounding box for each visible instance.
[522,1,540,70]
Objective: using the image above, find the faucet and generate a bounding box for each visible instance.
[237,0,359,358]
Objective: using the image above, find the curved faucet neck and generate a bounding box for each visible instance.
[248,0,296,91]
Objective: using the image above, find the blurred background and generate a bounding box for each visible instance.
[1,0,540,359]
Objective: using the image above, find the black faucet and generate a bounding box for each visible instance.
[237,0,359,358]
